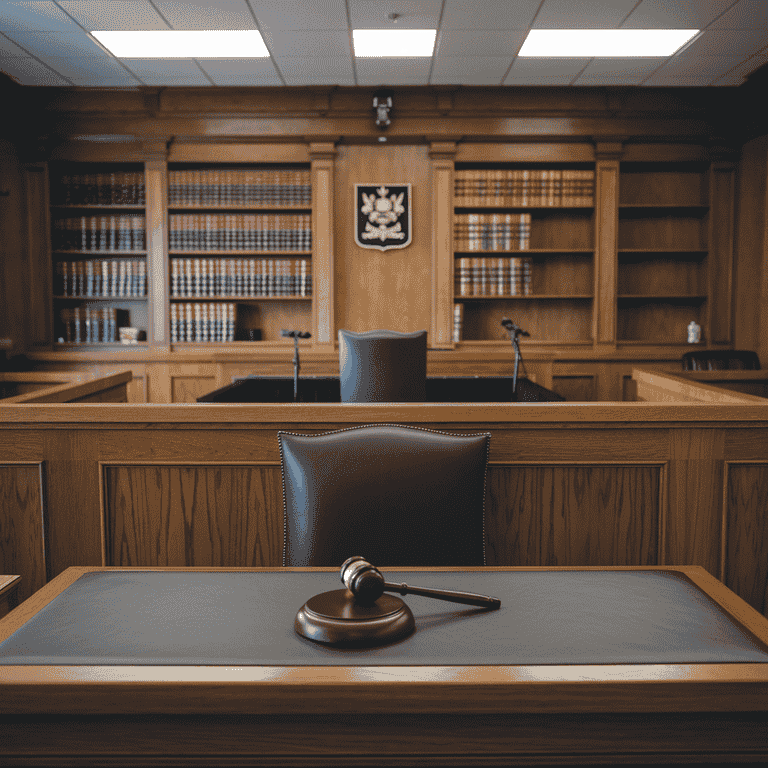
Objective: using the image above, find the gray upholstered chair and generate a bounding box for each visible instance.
[278,424,490,567]
[338,328,427,402]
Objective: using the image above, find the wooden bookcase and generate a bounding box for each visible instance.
[167,163,312,344]
[617,162,710,344]
[452,163,596,344]
[48,162,149,347]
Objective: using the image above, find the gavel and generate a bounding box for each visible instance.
[340,556,501,610]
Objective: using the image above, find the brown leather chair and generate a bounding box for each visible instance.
[278,424,490,566]
[338,328,427,402]
[681,350,760,371]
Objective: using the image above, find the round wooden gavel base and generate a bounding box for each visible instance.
[295,588,415,647]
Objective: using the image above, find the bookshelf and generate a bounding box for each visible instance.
[452,164,596,344]
[167,164,312,344]
[617,162,710,344]
[49,163,148,347]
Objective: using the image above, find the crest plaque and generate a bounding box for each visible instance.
[355,184,412,251]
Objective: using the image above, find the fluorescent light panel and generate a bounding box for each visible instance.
[91,30,269,58]
[518,30,699,57]
[353,29,437,57]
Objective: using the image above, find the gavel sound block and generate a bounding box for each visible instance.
[294,557,502,647]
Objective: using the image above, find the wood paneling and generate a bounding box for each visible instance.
[171,376,216,403]
[733,136,767,355]
[725,463,768,615]
[334,144,432,335]
[666,428,724,577]
[430,142,456,349]
[0,464,46,602]
[551,375,596,402]
[708,162,736,345]
[594,150,620,348]
[104,465,282,566]
[486,464,660,567]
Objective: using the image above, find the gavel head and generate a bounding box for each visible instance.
[340,556,385,603]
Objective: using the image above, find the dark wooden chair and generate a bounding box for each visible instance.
[681,350,761,371]
[338,328,427,402]
[278,424,490,566]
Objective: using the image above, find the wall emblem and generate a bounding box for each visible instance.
[355,184,412,251]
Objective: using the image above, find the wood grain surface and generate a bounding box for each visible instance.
[726,463,768,615]
[105,465,282,566]
[486,464,660,567]
[0,465,45,603]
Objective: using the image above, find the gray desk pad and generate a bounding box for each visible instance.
[1,570,767,665]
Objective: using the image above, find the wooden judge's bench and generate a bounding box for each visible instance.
[1,367,767,621]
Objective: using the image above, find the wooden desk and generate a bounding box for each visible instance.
[2,565,768,766]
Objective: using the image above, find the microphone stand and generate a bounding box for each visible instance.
[501,318,529,397]
[280,330,311,402]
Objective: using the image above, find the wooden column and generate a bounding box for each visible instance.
[22,160,51,349]
[143,140,170,350]
[310,142,337,349]
[429,142,457,349]
[708,149,736,345]
[593,142,623,352]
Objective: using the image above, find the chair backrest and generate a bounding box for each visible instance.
[338,328,427,402]
[278,424,490,567]
[681,350,761,371]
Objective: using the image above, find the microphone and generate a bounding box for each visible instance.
[340,556,501,610]
[500,317,530,337]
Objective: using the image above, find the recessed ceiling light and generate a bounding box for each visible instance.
[353,29,437,57]
[90,30,270,58]
[518,29,699,58]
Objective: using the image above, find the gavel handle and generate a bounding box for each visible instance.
[382,581,501,610]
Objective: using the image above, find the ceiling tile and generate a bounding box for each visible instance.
[355,57,431,85]
[56,1,169,31]
[574,57,667,84]
[441,0,540,30]
[262,29,351,57]
[685,29,768,59]
[153,1,257,30]
[119,58,212,85]
[274,56,355,85]
[504,57,591,84]
[712,48,768,82]
[431,56,511,84]
[708,0,768,29]
[642,75,723,86]
[0,2,81,32]
[532,0,639,29]
[4,30,107,57]
[622,0,740,29]
[0,33,31,56]
[250,0,349,31]
[0,55,72,83]
[348,0,442,29]
[436,30,526,57]
[196,57,282,84]
[40,55,137,78]
[646,55,737,83]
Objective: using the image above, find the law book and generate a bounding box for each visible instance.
[453,303,463,343]
[170,303,178,342]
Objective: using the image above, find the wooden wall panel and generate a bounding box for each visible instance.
[725,463,768,615]
[104,465,283,567]
[0,464,46,602]
[171,376,216,403]
[665,429,724,577]
[334,145,432,336]
[485,465,660,567]
[551,376,596,402]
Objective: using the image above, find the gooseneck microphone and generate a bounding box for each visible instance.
[340,556,502,610]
